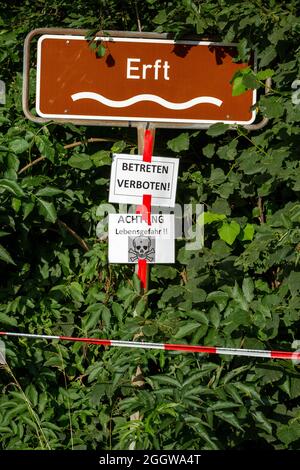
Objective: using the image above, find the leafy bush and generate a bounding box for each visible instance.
[0,0,300,450]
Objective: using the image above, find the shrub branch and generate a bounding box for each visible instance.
[57,219,89,252]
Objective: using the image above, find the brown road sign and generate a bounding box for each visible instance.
[35,34,256,126]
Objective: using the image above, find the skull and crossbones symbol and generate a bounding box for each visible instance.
[129,236,155,262]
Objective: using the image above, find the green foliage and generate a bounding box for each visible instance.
[0,0,300,451]
[167,133,190,152]
[218,221,240,245]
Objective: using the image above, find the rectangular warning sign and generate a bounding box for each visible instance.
[109,154,179,207]
[108,213,174,263]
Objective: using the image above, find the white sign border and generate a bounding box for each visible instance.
[109,153,179,207]
[108,213,175,264]
[36,35,257,125]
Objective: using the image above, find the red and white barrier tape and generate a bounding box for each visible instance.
[0,331,299,360]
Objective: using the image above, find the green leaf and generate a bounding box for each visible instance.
[215,411,243,430]
[256,69,274,80]
[5,404,28,420]
[96,44,106,57]
[259,96,284,119]
[167,133,190,152]
[239,223,255,241]
[143,323,158,336]
[237,38,250,61]
[209,168,226,186]
[207,291,229,310]
[44,355,64,368]
[212,198,231,215]
[206,123,228,136]
[151,375,181,388]
[132,273,141,292]
[117,285,134,300]
[160,285,185,303]
[222,365,249,385]
[12,197,21,213]
[190,171,202,184]
[35,187,63,197]
[204,211,226,224]
[189,285,206,303]
[111,141,126,153]
[251,411,272,434]
[217,140,237,160]
[91,150,111,167]
[207,401,240,412]
[230,67,253,96]
[232,75,247,96]
[135,298,147,316]
[242,278,254,303]
[83,309,101,331]
[259,45,276,67]
[0,179,24,197]
[151,265,177,280]
[189,311,209,326]
[9,138,30,154]
[234,383,262,401]
[37,198,57,223]
[0,117,10,125]
[202,143,215,158]
[211,240,232,258]
[174,322,201,339]
[35,135,55,161]
[0,312,17,326]
[153,9,167,24]
[0,244,15,265]
[25,384,38,407]
[95,177,109,186]
[242,72,259,90]
[218,221,240,245]
[287,271,300,297]
[69,281,84,303]
[232,282,249,311]
[68,154,93,170]
[101,304,111,328]
[290,376,300,399]
[277,422,300,445]
[23,202,35,219]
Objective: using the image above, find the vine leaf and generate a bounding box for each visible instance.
[218,221,240,245]
[0,244,16,265]
[36,198,57,223]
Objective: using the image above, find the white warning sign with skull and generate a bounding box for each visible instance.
[108,213,174,263]
[109,154,179,207]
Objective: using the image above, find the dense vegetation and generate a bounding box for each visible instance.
[0,0,300,450]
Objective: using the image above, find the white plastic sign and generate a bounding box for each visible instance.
[108,213,174,263]
[109,154,179,207]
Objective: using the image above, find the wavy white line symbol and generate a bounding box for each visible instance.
[71,92,223,110]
